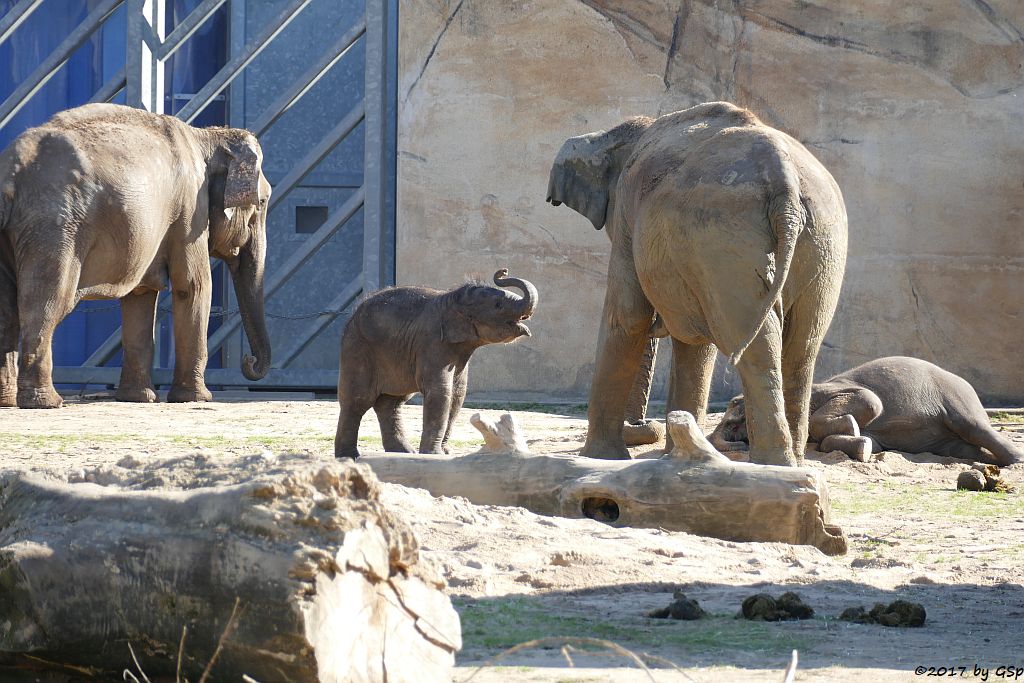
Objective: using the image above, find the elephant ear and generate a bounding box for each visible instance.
[224,133,262,208]
[546,131,616,230]
[441,308,475,344]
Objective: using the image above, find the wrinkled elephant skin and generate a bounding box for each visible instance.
[0,104,272,408]
[710,356,1024,466]
[547,102,848,466]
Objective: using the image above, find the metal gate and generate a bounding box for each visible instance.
[0,0,397,391]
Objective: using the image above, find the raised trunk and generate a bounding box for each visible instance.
[492,269,538,318]
[232,230,271,380]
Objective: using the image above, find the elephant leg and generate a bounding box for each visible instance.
[420,374,454,454]
[624,337,658,423]
[664,340,716,452]
[441,369,469,454]
[940,413,1023,466]
[582,256,655,460]
[807,389,882,442]
[335,395,374,459]
[167,246,213,403]
[16,256,80,408]
[733,312,793,466]
[0,312,16,408]
[116,290,159,403]
[373,394,415,453]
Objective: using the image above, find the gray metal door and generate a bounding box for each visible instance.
[2,0,397,391]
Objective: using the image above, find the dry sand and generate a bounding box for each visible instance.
[2,393,1022,682]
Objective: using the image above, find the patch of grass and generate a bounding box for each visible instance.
[989,411,1023,423]
[454,596,813,657]
[463,401,588,417]
[0,432,139,453]
[830,481,1022,520]
[167,434,335,450]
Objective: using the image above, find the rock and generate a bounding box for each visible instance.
[957,470,987,491]
[839,599,926,627]
[0,462,460,682]
[740,592,814,621]
[647,591,706,620]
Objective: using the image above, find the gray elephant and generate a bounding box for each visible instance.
[547,102,847,465]
[709,356,1023,466]
[335,269,538,459]
[0,104,271,408]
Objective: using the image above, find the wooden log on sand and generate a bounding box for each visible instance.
[362,411,847,556]
[0,461,460,682]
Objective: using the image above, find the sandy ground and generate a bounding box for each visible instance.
[2,392,1023,682]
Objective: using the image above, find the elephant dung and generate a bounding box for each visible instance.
[0,462,460,682]
[360,411,848,556]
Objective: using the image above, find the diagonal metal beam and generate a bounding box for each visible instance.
[251,17,365,137]
[175,0,313,124]
[268,100,364,211]
[0,0,43,48]
[276,278,362,368]
[0,0,124,131]
[88,67,127,103]
[158,0,227,60]
[206,186,366,356]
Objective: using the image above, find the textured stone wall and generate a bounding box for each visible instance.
[397,0,1024,404]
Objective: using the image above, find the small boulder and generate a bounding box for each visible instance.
[647,590,706,620]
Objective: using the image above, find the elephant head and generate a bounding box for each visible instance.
[708,395,752,452]
[441,269,538,345]
[545,116,653,231]
[206,129,272,381]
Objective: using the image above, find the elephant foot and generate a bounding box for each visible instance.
[167,385,213,403]
[580,438,631,460]
[820,434,872,462]
[748,447,796,467]
[0,389,15,407]
[335,447,360,460]
[17,386,64,409]
[116,385,158,403]
[622,419,665,447]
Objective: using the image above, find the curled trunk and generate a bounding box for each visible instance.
[493,269,538,318]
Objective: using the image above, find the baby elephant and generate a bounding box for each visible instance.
[710,356,1022,466]
[335,270,538,458]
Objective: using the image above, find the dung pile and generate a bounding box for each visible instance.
[839,600,926,627]
[739,592,814,622]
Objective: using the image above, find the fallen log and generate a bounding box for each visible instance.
[0,461,460,682]
[361,411,847,556]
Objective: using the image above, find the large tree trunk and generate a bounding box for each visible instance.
[0,462,460,682]
[362,411,847,556]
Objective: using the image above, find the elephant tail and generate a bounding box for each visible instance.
[728,157,805,366]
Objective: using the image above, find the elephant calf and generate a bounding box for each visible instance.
[710,356,1023,466]
[335,270,538,458]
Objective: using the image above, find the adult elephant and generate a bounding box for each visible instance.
[0,103,271,408]
[547,102,847,465]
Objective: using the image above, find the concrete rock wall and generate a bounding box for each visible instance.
[397,0,1024,404]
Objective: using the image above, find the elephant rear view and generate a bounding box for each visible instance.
[0,103,271,408]
[547,102,848,465]
[335,270,538,458]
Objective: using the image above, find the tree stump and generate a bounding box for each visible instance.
[0,461,460,682]
[362,411,847,555]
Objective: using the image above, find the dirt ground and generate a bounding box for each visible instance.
[2,392,1023,682]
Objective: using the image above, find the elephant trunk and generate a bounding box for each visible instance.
[232,229,271,381]
[493,269,538,319]
[624,337,658,423]
[708,420,749,453]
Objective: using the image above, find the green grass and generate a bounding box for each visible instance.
[831,481,1022,519]
[455,596,814,656]
[989,411,1022,423]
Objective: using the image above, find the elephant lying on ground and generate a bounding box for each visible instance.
[547,102,847,465]
[335,270,538,459]
[0,103,271,408]
[709,356,1023,466]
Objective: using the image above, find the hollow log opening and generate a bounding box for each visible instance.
[582,497,620,523]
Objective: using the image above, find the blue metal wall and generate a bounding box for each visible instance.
[0,0,228,375]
